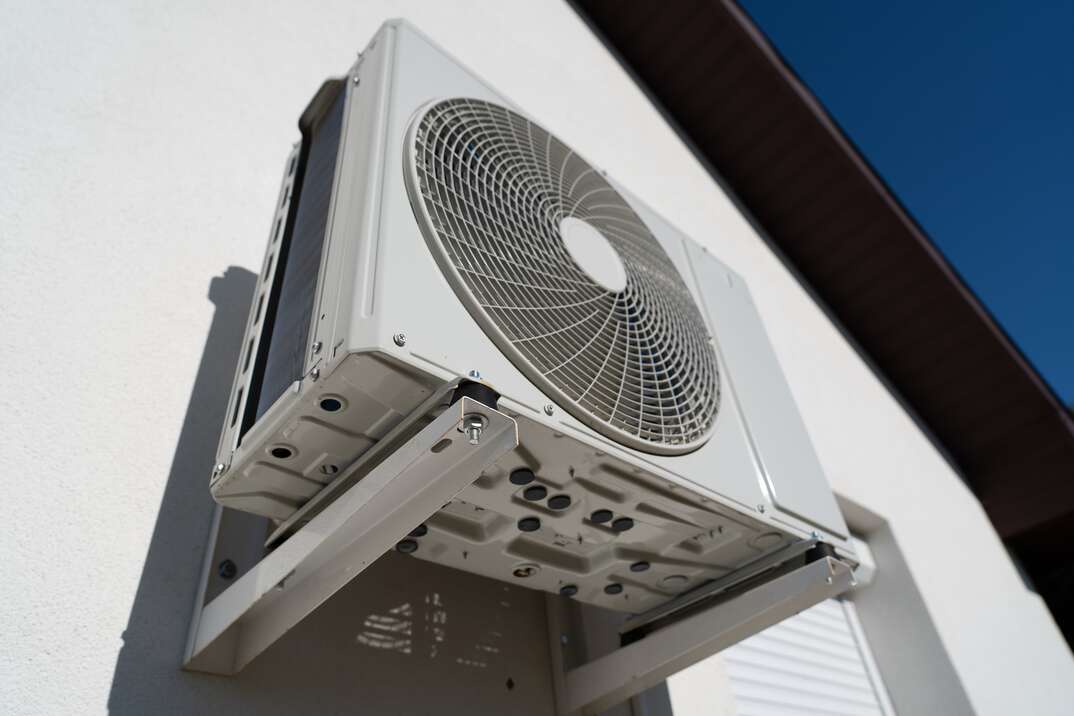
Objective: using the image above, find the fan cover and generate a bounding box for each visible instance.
[405,98,720,455]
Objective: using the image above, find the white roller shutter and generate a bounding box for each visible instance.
[722,599,894,716]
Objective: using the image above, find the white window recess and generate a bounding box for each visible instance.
[721,554,894,716]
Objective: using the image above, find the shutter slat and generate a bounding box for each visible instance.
[723,599,892,715]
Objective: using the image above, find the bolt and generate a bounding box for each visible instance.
[757,504,766,513]
[462,413,487,445]
[543,404,555,416]
[393,332,407,347]
[218,559,237,580]
[810,530,820,540]
[352,75,360,85]
[312,341,322,355]
[310,367,320,381]
[212,462,226,477]
[468,369,481,380]
[826,576,833,585]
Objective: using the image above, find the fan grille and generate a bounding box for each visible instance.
[406,98,720,454]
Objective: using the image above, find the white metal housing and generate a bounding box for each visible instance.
[209,19,852,617]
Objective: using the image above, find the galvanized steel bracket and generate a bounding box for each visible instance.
[184,397,518,675]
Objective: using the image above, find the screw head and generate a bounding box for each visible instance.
[218,559,237,580]
[352,75,360,85]
[212,462,226,477]
[543,404,555,416]
[310,367,320,381]
[757,504,766,513]
[468,369,481,379]
[312,341,322,355]
[393,332,407,347]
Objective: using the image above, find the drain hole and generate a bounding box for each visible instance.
[270,446,293,459]
[319,397,343,412]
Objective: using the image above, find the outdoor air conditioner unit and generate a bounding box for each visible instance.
[207,20,852,628]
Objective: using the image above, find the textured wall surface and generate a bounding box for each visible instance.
[2,1,1072,714]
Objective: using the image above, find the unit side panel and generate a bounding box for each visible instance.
[318,29,400,368]
[684,242,849,538]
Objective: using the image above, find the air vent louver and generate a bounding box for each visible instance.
[406,98,720,454]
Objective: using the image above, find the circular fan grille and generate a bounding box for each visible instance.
[405,98,720,454]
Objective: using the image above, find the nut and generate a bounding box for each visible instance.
[461,413,488,445]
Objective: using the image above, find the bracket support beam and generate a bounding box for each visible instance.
[183,397,518,675]
[560,555,854,715]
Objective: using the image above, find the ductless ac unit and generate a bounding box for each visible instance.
[195,20,855,693]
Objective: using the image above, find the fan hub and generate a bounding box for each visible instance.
[559,217,628,293]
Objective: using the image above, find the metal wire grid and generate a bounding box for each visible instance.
[408,98,720,453]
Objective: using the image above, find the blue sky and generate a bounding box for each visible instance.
[740,1,1074,404]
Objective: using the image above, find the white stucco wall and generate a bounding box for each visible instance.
[2,1,1071,714]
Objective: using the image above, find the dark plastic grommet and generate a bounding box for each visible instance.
[523,485,547,501]
[604,583,623,595]
[630,561,650,572]
[611,517,634,532]
[396,539,419,554]
[409,524,428,537]
[510,468,536,485]
[450,380,500,409]
[559,584,578,597]
[590,509,613,524]
[548,494,571,510]
[518,516,541,532]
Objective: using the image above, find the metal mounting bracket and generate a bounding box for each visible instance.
[183,397,519,675]
[549,552,854,715]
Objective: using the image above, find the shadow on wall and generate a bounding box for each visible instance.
[108,268,557,715]
[108,267,255,714]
